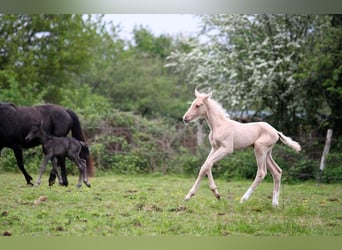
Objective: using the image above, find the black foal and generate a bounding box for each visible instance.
[25,123,91,188]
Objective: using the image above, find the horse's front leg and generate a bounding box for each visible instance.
[207,169,220,200]
[37,155,51,186]
[57,156,68,187]
[184,146,230,201]
[240,144,268,204]
[51,157,63,186]
[13,147,33,185]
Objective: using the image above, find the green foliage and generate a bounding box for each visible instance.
[0,14,103,104]
[0,70,46,105]
[89,109,187,175]
[320,153,342,183]
[272,146,318,183]
[133,26,173,59]
[57,84,112,128]
[83,23,191,121]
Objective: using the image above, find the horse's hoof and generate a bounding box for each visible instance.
[272,202,279,208]
[184,193,194,201]
[84,182,91,188]
[211,190,221,200]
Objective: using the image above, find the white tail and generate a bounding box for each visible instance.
[278,132,301,152]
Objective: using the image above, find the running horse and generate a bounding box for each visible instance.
[183,90,301,207]
[0,103,95,186]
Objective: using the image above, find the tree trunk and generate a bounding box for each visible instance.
[319,129,333,171]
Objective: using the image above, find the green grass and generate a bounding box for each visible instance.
[0,173,341,236]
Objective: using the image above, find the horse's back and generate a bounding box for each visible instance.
[45,136,81,158]
[36,104,73,136]
[0,103,71,148]
[0,104,41,145]
[249,121,279,146]
[231,120,278,149]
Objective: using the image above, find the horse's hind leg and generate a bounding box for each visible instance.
[266,150,282,207]
[79,158,91,188]
[48,156,68,186]
[240,144,268,204]
[72,156,90,188]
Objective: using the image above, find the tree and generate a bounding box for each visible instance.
[305,15,342,136]
[0,14,103,104]
[89,25,191,120]
[167,14,338,136]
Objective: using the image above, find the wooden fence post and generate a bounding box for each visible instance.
[319,129,333,172]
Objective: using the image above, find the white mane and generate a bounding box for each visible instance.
[207,98,230,119]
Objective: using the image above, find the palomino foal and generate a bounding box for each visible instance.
[183,90,301,207]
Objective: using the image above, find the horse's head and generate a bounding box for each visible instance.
[183,89,212,124]
[25,122,44,142]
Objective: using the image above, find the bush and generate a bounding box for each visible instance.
[272,145,319,183]
[319,153,342,183]
[88,109,188,175]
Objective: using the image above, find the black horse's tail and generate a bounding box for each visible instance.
[66,109,95,178]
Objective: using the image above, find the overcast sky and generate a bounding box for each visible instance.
[104,14,202,40]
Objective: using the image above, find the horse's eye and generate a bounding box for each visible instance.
[195,104,200,108]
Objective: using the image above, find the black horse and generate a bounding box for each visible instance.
[0,102,95,186]
[25,123,91,188]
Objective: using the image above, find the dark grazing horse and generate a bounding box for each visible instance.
[25,123,91,188]
[0,102,95,186]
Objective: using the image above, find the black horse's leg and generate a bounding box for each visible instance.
[13,147,33,185]
[48,168,57,186]
[48,156,68,186]
[51,157,63,185]
[58,156,68,187]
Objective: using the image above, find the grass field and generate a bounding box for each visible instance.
[0,173,341,236]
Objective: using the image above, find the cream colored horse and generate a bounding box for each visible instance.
[183,90,301,207]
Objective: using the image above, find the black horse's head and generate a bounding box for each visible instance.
[25,122,44,143]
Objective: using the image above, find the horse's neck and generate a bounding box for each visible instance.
[205,99,230,130]
[39,130,51,144]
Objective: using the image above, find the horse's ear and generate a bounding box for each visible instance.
[194,88,200,97]
[203,91,212,100]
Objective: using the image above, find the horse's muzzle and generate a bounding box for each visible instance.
[183,117,190,124]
